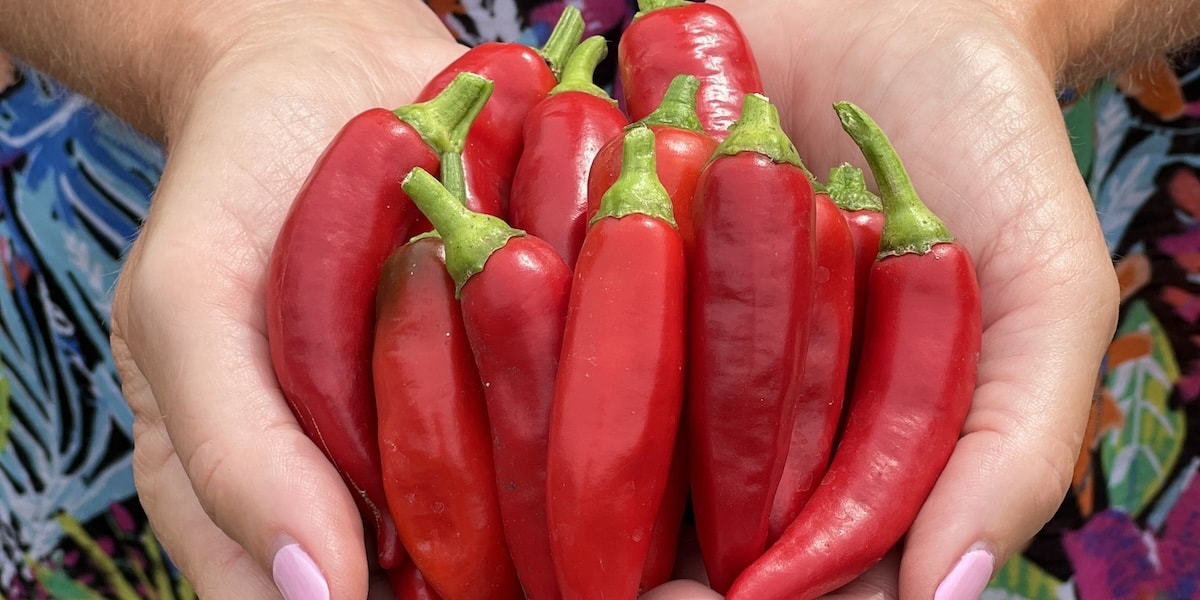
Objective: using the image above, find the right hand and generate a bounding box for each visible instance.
[109,2,468,597]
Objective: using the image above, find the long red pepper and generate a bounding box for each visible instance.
[372,231,522,600]
[824,164,883,379]
[266,72,491,570]
[726,102,982,600]
[547,126,687,600]
[402,166,572,600]
[617,0,763,140]
[766,189,855,544]
[589,73,717,258]
[687,93,816,594]
[508,35,629,268]
[413,6,584,225]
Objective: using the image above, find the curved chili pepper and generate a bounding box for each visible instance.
[686,93,816,594]
[372,232,522,600]
[402,166,572,600]
[389,560,443,600]
[266,72,492,570]
[617,0,763,140]
[547,126,687,600]
[766,190,855,545]
[508,35,629,268]
[825,163,883,379]
[589,73,717,258]
[412,5,584,228]
[726,102,982,600]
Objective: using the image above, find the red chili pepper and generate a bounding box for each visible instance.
[412,5,584,228]
[824,163,883,379]
[402,167,572,600]
[372,233,522,600]
[726,102,982,600]
[589,73,717,258]
[766,190,855,545]
[686,93,816,594]
[266,72,492,570]
[508,35,629,268]
[389,560,443,600]
[617,0,763,140]
[639,426,690,593]
[547,126,687,600]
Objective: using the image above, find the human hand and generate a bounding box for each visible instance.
[108,2,470,598]
[710,0,1119,597]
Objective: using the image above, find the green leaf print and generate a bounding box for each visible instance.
[986,552,1065,599]
[1101,300,1186,517]
[0,375,9,451]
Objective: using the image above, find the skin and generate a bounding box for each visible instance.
[2,0,1198,598]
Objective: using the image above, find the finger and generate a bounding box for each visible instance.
[894,119,1119,600]
[640,580,724,600]
[113,177,370,600]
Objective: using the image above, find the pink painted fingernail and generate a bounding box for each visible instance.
[272,543,330,600]
[934,548,994,600]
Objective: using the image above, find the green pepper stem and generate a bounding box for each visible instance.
[540,5,585,81]
[713,93,806,173]
[401,167,524,294]
[637,0,689,13]
[825,163,883,212]
[439,151,469,206]
[549,36,614,103]
[633,74,704,133]
[593,126,676,226]
[394,72,493,155]
[833,101,954,257]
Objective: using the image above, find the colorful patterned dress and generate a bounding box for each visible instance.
[1,2,1197,598]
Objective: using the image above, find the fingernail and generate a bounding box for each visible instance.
[934,548,994,600]
[272,543,330,600]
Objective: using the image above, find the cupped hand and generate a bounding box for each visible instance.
[713,0,1119,597]
[108,2,468,598]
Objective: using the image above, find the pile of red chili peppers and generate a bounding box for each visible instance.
[265,2,982,599]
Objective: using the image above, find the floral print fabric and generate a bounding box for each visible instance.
[2,4,1198,598]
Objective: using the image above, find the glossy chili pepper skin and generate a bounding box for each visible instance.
[766,192,855,544]
[266,74,491,570]
[589,74,717,257]
[402,167,573,600]
[726,102,982,600]
[639,425,690,592]
[372,237,523,600]
[618,0,763,140]
[687,94,815,594]
[413,7,584,225]
[509,36,628,268]
[825,164,884,379]
[547,127,687,600]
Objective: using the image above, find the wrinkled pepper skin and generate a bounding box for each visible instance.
[414,7,584,223]
[618,0,763,140]
[766,192,855,544]
[509,36,628,268]
[547,127,687,600]
[726,101,982,600]
[687,94,815,594]
[372,237,523,600]
[729,243,981,600]
[459,239,571,600]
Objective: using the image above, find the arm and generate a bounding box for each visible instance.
[2,2,466,599]
[986,0,1200,87]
